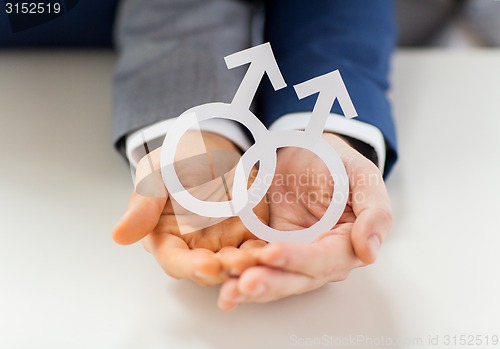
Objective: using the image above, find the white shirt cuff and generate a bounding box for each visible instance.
[126,118,252,168]
[126,113,386,173]
[268,113,386,173]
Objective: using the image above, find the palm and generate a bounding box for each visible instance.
[152,190,267,252]
[133,134,269,286]
[268,147,355,233]
[157,144,268,252]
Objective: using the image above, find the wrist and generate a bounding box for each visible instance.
[198,131,241,155]
[323,132,378,167]
[322,132,351,147]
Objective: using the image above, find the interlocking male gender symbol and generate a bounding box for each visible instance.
[160,43,358,243]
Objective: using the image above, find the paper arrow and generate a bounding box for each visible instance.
[224,42,287,110]
[294,70,358,140]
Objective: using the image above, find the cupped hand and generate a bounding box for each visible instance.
[217,133,393,310]
[113,131,269,287]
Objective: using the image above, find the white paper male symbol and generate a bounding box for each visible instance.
[161,43,358,243]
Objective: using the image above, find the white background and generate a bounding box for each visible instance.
[0,49,499,348]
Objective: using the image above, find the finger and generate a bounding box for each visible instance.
[239,239,268,261]
[215,247,257,277]
[236,266,318,304]
[239,239,267,250]
[343,152,393,264]
[217,278,241,311]
[112,192,167,245]
[256,226,360,279]
[149,232,225,286]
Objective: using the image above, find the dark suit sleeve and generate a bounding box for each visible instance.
[260,0,398,176]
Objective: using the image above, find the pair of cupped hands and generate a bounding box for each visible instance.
[113,131,392,311]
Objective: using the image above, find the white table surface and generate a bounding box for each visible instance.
[1,49,499,349]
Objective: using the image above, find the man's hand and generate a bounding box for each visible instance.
[217,133,393,310]
[112,131,268,287]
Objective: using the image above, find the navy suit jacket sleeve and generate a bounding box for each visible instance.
[260,0,398,176]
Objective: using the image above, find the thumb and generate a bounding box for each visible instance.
[344,157,392,264]
[351,207,392,264]
[112,190,167,245]
[113,149,168,245]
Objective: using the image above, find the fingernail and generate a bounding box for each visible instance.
[218,298,238,311]
[250,284,266,297]
[194,271,213,279]
[234,294,246,303]
[273,257,286,267]
[228,268,240,277]
[367,235,381,260]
